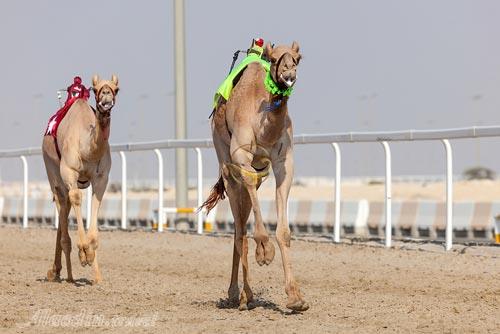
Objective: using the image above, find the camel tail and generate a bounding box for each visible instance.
[199,175,226,214]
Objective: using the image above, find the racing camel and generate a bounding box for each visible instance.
[202,41,308,311]
[42,75,119,283]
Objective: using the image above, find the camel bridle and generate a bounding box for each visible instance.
[271,52,298,88]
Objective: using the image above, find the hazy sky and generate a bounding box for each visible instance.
[1,0,500,183]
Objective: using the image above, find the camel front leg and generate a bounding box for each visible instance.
[59,197,74,282]
[51,191,73,282]
[272,148,309,312]
[60,164,89,267]
[228,238,240,303]
[230,148,275,266]
[86,173,108,283]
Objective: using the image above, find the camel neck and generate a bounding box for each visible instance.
[266,94,288,114]
[93,107,111,146]
[264,94,288,124]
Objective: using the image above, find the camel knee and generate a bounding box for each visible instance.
[60,236,72,251]
[276,227,291,247]
[54,186,68,204]
[234,236,244,256]
[68,189,81,206]
[222,164,230,180]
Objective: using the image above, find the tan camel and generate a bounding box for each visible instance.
[202,42,308,311]
[42,75,119,283]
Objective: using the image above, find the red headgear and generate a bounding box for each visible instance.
[65,75,89,104]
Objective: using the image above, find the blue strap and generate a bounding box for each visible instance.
[263,99,282,112]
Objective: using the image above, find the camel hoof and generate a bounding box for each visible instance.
[228,286,240,305]
[85,247,95,266]
[46,269,59,282]
[286,299,310,312]
[256,240,275,266]
[238,289,253,311]
[78,248,88,267]
[264,241,275,265]
[256,243,265,265]
[66,277,75,283]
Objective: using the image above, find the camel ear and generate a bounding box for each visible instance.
[291,41,300,53]
[111,74,119,87]
[264,42,273,59]
[92,75,100,88]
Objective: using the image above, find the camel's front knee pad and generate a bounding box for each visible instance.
[60,236,72,250]
[277,228,291,246]
[68,189,82,206]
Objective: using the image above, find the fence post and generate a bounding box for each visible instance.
[195,148,203,234]
[86,186,92,230]
[154,149,164,232]
[119,151,127,230]
[331,143,341,243]
[442,139,453,251]
[381,142,392,248]
[20,155,28,229]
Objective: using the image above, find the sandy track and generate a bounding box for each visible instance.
[0,225,499,333]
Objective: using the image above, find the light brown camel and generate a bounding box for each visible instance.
[42,75,119,284]
[202,42,308,311]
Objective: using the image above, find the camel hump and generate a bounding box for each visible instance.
[69,98,93,116]
[72,98,90,109]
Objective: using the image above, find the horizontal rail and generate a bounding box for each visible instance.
[293,125,500,144]
[2,125,500,157]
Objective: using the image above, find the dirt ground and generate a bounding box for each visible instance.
[0,225,499,333]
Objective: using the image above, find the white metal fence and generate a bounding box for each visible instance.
[2,125,500,250]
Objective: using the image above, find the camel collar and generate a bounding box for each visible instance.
[263,98,284,112]
[264,71,293,97]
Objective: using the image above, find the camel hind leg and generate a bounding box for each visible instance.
[223,167,254,310]
[47,195,62,281]
[211,129,254,309]
[48,186,73,282]
[42,138,72,282]
[58,194,74,282]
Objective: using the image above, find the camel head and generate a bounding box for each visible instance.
[265,41,301,89]
[92,74,119,114]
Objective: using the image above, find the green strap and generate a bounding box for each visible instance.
[213,53,292,108]
[264,71,293,96]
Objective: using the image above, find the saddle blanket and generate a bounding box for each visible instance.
[213,53,270,108]
[44,97,88,137]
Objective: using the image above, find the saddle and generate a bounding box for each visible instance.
[44,76,90,158]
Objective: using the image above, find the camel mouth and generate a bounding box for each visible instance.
[99,100,114,111]
[280,73,296,88]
